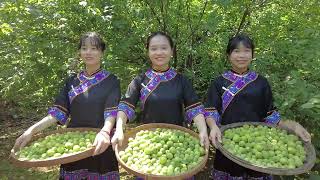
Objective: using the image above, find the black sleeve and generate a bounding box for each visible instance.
[181,75,205,124]
[204,77,223,124]
[104,75,121,119]
[262,77,281,124]
[204,78,223,111]
[48,75,74,125]
[118,73,144,121]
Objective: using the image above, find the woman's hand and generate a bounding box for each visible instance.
[193,114,209,151]
[14,130,33,150]
[199,130,210,151]
[14,115,57,150]
[92,130,110,156]
[209,123,222,148]
[111,129,124,150]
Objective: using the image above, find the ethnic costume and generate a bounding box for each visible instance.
[118,67,204,125]
[48,69,120,180]
[204,70,280,180]
[119,68,202,180]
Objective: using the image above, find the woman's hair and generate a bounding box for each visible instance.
[78,32,106,51]
[146,31,174,50]
[226,34,255,56]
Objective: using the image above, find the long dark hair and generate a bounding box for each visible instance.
[78,32,106,52]
[146,31,174,50]
[226,34,255,56]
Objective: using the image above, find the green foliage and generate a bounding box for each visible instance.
[0,0,320,176]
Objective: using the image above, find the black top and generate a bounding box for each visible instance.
[48,69,120,128]
[205,70,280,178]
[204,70,280,125]
[119,68,204,126]
[48,69,121,177]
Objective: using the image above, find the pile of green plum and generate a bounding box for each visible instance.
[222,125,306,169]
[119,128,206,176]
[16,131,97,161]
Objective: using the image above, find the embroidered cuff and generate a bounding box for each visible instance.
[185,104,205,124]
[104,108,118,119]
[48,106,68,125]
[60,168,120,179]
[264,111,281,124]
[204,108,221,124]
[118,102,135,121]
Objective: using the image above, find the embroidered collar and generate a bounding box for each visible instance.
[85,67,102,76]
[78,68,104,82]
[221,71,258,113]
[145,67,176,80]
[70,69,110,103]
[231,69,249,76]
[222,70,254,82]
[151,66,170,73]
[140,68,177,109]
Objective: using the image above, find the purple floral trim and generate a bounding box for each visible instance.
[204,108,221,124]
[78,71,89,82]
[212,169,244,180]
[140,68,177,109]
[264,111,281,124]
[104,109,118,119]
[68,70,110,104]
[118,102,135,121]
[222,71,241,82]
[48,106,68,124]
[136,176,194,180]
[185,105,205,124]
[60,168,120,180]
[222,71,258,113]
[144,68,176,80]
[212,169,273,180]
[77,69,103,82]
[184,177,195,180]
[249,176,273,180]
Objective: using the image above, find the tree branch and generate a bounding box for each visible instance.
[144,0,162,27]
[173,1,183,68]
[160,0,166,32]
[197,0,208,28]
[236,0,269,35]
[185,1,193,70]
[177,0,208,46]
[236,7,250,35]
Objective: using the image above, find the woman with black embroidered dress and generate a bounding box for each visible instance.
[111,31,209,166]
[14,32,121,180]
[205,34,311,180]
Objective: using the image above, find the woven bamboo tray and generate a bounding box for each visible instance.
[216,122,316,175]
[10,128,100,167]
[115,123,209,180]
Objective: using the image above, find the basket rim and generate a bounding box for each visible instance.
[10,127,100,167]
[216,122,316,175]
[115,123,209,180]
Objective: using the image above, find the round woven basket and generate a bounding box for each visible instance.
[115,123,209,180]
[10,127,100,167]
[216,122,316,175]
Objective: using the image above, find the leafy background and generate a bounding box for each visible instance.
[0,0,319,179]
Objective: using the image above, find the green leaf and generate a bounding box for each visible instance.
[301,103,314,109]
